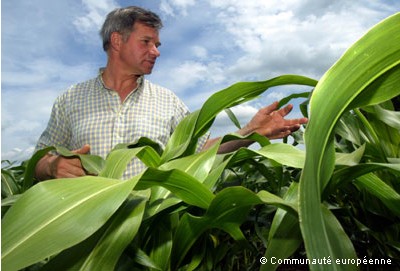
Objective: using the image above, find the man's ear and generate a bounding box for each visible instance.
[110,32,122,51]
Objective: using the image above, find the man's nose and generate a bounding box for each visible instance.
[150,45,160,57]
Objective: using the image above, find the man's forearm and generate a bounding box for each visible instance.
[202,125,254,154]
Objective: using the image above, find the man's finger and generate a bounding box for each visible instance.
[72,144,91,155]
[259,101,279,115]
[277,104,293,117]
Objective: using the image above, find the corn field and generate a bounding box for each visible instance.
[2,12,400,271]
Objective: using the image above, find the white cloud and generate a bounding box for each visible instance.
[73,0,119,34]
[191,46,208,59]
[202,0,397,80]
[160,0,196,16]
[154,60,225,95]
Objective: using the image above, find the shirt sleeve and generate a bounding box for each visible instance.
[170,94,210,152]
[34,92,71,152]
[196,132,210,152]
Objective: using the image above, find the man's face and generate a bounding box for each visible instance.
[118,22,161,75]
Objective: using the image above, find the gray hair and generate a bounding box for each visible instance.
[100,6,163,51]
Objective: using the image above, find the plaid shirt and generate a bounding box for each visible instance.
[36,70,208,179]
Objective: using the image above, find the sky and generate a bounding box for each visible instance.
[1,0,399,162]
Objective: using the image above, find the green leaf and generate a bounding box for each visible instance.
[257,143,305,168]
[56,146,105,176]
[334,112,363,146]
[226,143,305,169]
[261,183,302,271]
[354,173,400,216]
[299,13,400,270]
[1,195,21,207]
[40,224,108,271]
[80,190,150,270]
[348,64,400,109]
[1,175,141,271]
[128,137,164,155]
[159,139,220,181]
[1,169,21,197]
[143,187,183,218]
[146,215,174,271]
[171,187,262,269]
[100,145,160,179]
[23,146,55,190]
[369,104,400,130]
[278,91,310,108]
[135,168,214,209]
[257,190,298,215]
[321,205,358,271]
[224,108,242,129]
[132,248,162,270]
[335,144,365,166]
[326,162,400,198]
[161,111,200,163]
[171,186,299,270]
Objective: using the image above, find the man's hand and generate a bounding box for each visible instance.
[203,101,308,153]
[242,101,308,139]
[35,144,91,181]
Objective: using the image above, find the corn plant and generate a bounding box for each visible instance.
[2,12,400,271]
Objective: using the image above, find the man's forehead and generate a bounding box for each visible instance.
[132,22,159,33]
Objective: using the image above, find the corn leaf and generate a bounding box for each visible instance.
[171,187,263,269]
[171,186,302,269]
[257,190,298,215]
[225,143,305,169]
[370,104,400,130]
[22,146,55,190]
[135,168,214,209]
[99,145,160,179]
[277,91,310,108]
[1,175,141,271]
[143,187,182,218]
[147,216,174,271]
[261,182,302,271]
[56,146,105,176]
[224,108,242,129]
[1,170,21,196]
[354,173,400,216]
[159,138,220,181]
[299,12,400,270]
[335,144,365,166]
[80,190,150,270]
[321,205,358,271]
[40,225,108,271]
[161,111,200,163]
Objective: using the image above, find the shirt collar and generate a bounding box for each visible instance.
[97,68,145,93]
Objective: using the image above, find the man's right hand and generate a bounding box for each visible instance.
[35,144,91,181]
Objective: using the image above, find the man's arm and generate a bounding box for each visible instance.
[35,145,91,181]
[202,102,308,153]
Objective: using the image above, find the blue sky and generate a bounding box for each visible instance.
[2,0,399,161]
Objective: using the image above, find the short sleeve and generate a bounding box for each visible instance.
[34,92,71,152]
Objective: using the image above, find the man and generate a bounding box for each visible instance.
[34,6,307,181]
